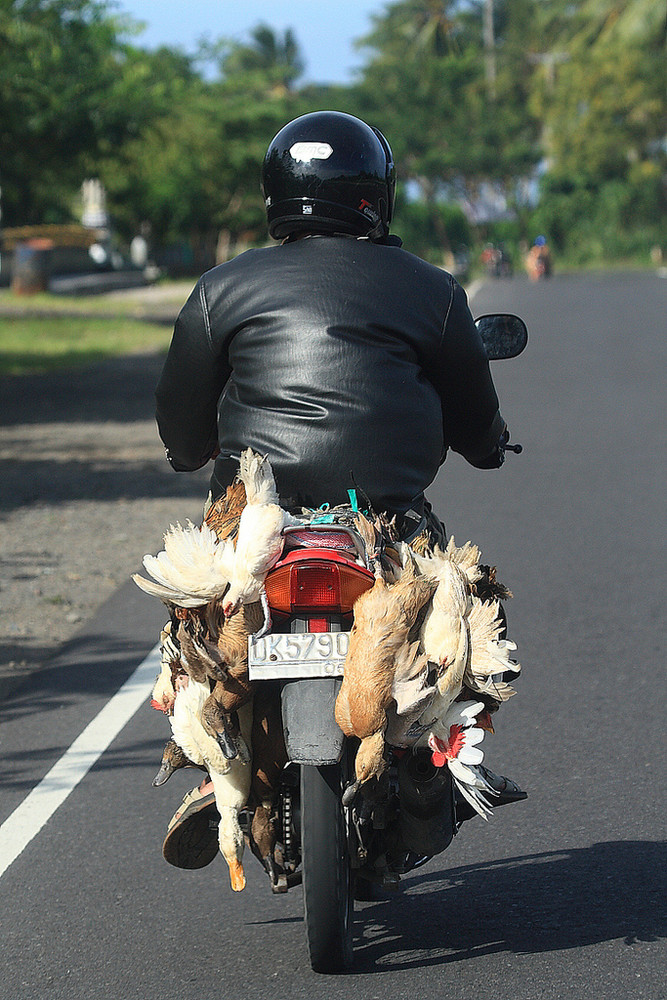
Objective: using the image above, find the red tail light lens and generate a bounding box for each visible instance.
[294,562,339,607]
[264,557,373,614]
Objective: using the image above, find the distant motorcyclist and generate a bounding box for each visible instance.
[526,235,552,280]
[482,242,512,278]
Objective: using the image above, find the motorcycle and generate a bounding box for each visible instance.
[244,313,528,972]
[481,243,513,278]
[526,244,552,281]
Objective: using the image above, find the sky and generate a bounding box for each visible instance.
[112,0,389,85]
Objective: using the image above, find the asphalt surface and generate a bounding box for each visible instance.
[1,272,665,999]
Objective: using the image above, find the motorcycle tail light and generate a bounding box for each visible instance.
[336,564,375,610]
[265,559,373,614]
[293,562,340,608]
[263,564,293,613]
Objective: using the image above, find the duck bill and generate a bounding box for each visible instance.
[152,761,175,787]
[215,730,239,760]
[342,779,361,807]
[228,859,246,892]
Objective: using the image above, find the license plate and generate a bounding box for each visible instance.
[248,631,349,680]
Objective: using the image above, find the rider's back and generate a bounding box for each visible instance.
[156,234,500,515]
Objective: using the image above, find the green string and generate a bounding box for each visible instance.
[302,495,370,523]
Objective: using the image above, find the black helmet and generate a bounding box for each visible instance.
[261,111,395,241]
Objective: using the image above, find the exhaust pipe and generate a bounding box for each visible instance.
[397,751,455,856]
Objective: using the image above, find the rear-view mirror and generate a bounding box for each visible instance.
[475,313,528,360]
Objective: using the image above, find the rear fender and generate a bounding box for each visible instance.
[280,678,345,765]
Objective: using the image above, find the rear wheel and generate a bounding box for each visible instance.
[300,758,354,972]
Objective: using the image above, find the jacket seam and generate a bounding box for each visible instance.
[438,274,455,349]
[199,279,216,357]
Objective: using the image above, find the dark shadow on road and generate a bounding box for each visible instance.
[0,354,214,511]
[348,841,666,971]
[0,631,160,726]
[0,354,168,427]
[0,736,166,792]
[0,455,209,511]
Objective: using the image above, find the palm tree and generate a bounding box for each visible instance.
[224,24,304,92]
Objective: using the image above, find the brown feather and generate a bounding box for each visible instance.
[474,564,513,602]
[176,618,212,683]
[335,571,435,742]
[204,480,247,545]
[248,686,288,870]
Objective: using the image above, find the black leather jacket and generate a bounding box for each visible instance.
[156,235,504,515]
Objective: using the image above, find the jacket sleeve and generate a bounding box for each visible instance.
[155,278,231,471]
[431,279,505,468]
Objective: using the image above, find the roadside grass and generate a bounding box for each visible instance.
[0,281,193,317]
[0,314,171,375]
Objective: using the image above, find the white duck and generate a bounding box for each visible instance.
[417,552,473,716]
[465,597,520,702]
[133,521,235,608]
[222,449,301,619]
[170,677,253,891]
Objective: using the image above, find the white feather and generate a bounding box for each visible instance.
[465,597,520,701]
[238,449,280,506]
[451,774,494,820]
[133,521,235,607]
[413,537,482,586]
[132,575,208,608]
[223,450,301,614]
[449,759,500,821]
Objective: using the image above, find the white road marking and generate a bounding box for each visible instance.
[0,645,161,879]
[466,279,484,303]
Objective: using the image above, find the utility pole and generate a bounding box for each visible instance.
[484,0,497,101]
[528,51,570,92]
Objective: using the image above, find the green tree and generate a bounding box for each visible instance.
[537,0,664,183]
[221,24,304,93]
[94,44,208,242]
[0,0,142,225]
[352,0,540,252]
[528,0,665,258]
[98,25,307,263]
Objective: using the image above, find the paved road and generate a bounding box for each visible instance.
[1,272,665,999]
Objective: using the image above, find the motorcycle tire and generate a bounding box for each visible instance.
[300,758,354,972]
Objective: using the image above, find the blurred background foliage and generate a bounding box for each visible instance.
[0,0,664,272]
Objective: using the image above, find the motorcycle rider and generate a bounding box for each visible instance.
[526,234,552,280]
[156,111,508,546]
[156,112,525,865]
